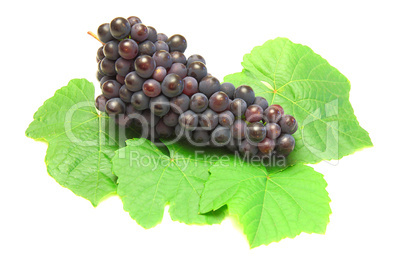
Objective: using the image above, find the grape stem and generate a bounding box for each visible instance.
[87,31,105,45]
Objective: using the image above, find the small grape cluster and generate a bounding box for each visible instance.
[94,16,298,158]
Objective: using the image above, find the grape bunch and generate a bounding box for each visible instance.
[94,16,298,159]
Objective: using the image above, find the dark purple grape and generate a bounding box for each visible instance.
[263,105,282,123]
[139,40,156,56]
[253,96,269,110]
[230,98,247,117]
[187,61,207,82]
[182,76,198,96]
[199,76,221,98]
[147,26,157,42]
[234,85,255,106]
[271,104,285,115]
[179,110,198,131]
[96,47,105,62]
[166,34,187,52]
[245,104,264,122]
[193,130,210,144]
[157,33,168,41]
[152,66,167,82]
[95,95,108,112]
[115,74,125,85]
[161,73,183,98]
[153,50,173,69]
[209,91,230,113]
[127,16,141,26]
[126,104,142,120]
[96,70,105,81]
[131,23,149,42]
[190,93,208,113]
[276,134,295,156]
[231,120,246,139]
[115,58,133,76]
[105,98,126,115]
[119,85,134,103]
[163,111,179,127]
[150,95,170,116]
[170,51,186,64]
[246,122,266,143]
[218,110,235,127]
[134,55,156,78]
[211,126,231,146]
[100,76,114,87]
[170,94,190,114]
[103,40,120,60]
[258,138,275,155]
[131,91,150,110]
[142,79,161,98]
[265,123,281,139]
[220,83,235,99]
[239,140,258,156]
[279,115,298,134]
[102,80,121,99]
[154,40,169,52]
[125,71,145,92]
[142,109,160,127]
[168,63,187,79]
[97,23,114,43]
[100,58,117,76]
[155,120,173,138]
[118,39,138,60]
[174,124,185,138]
[110,17,131,39]
[187,54,206,65]
[199,109,219,130]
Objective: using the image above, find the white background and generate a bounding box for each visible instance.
[1,0,401,263]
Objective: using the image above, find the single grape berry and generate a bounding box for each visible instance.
[147,26,158,42]
[220,82,235,99]
[152,66,167,82]
[149,95,170,117]
[270,104,284,115]
[192,130,210,144]
[166,34,187,53]
[96,47,105,62]
[230,98,247,117]
[253,96,269,110]
[125,71,145,92]
[276,134,295,156]
[103,40,120,60]
[95,95,108,112]
[179,110,198,131]
[97,23,114,43]
[154,40,169,52]
[115,58,133,76]
[170,51,186,64]
[187,54,206,65]
[100,58,117,76]
[231,120,246,139]
[131,23,149,42]
[170,94,190,114]
[110,17,131,39]
[190,93,209,113]
[155,120,174,138]
[138,40,156,56]
[245,104,264,123]
[119,85,134,103]
[279,115,298,134]
[246,122,266,143]
[187,61,207,82]
[258,138,275,155]
[142,79,161,97]
[199,76,221,98]
[153,50,173,69]
[218,110,235,127]
[239,140,258,156]
[211,126,231,146]
[234,85,255,105]
[168,63,187,79]
[102,80,121,99]
[115,74,125,85]
[134,55,156,78]
[209,91,229,112]
[163,111,179,127]
[142,109,160,128]
[131,90,150,110]
[265,123,281,139]
[263,105,282,123]
[182,76,198,96]
[118,39,138,59]
[105,98,126,115]
[157,33,168,42]
[127,16,141,26]
[199,109,219,130]
[161,73,184,98]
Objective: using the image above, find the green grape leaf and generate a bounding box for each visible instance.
[224,37,372,164]
[26,79,137,206]
[112,139,227,228]
[200,156,331,248]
